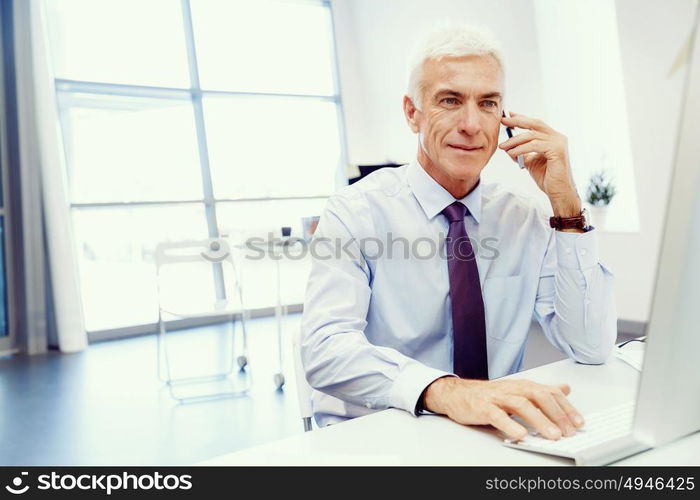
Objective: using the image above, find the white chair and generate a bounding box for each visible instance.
[225,229,290,391]
[292,327,314,431]
[155,238,251,402]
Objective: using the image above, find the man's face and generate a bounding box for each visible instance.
[405,55,504,187]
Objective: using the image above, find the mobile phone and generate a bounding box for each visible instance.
[502,110,526,169]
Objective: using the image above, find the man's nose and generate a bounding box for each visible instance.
[457,102,482,136]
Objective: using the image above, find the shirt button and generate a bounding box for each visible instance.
[565,248,573,255]
[365,402,372,409]
[579,249,587,256]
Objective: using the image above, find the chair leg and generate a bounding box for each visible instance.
[157,317,171,382]
[158,313,252,403]
[236,310,250,371]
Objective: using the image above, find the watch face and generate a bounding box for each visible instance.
[581,207,592,228]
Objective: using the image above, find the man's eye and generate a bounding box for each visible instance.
[440,97,459,105]
[482,100,498,108]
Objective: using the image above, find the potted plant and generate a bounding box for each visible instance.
[586,170,617,229]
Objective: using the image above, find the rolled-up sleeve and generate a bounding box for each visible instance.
[533,228,617,364]
[300,194,450,417]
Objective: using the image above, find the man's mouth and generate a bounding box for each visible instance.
[448,144,483,152]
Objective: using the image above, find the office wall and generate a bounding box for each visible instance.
[332,0,697,323]
[598,0,696,322]
[532,0,639,233]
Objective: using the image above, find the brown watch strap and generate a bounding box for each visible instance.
[549,214,587,231]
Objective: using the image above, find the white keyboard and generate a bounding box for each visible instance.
[503,401,635,462]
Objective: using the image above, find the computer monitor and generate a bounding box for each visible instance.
[633,8,700,448]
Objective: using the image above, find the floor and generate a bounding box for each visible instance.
[1,313,602,466]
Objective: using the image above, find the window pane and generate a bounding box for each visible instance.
[44,0,190,87]
[0,218,7,337]
[73,205,209,331]
[217,199,325,309]
[191,0,336,95]
[204,96,341,198]
[60,93,204,203]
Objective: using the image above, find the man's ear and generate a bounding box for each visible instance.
[403,95,421,134]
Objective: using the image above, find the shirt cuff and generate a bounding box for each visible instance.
[389,361,453,417]
[555,228,599,270]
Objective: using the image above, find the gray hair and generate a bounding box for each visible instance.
[407,25,504,110]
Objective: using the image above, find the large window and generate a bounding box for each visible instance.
[45,0,345,333]
[0,0,13,348]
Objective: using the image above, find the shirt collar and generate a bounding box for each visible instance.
[407,159,482,223]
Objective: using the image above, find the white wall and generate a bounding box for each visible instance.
[600,0,697,322]
[533,0,639,233]
[330,0,698,322]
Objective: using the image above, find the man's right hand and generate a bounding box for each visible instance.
[423,377,585,440]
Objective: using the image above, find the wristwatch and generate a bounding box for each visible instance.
[549,208,591,231]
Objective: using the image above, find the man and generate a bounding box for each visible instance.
[301,25,616,441]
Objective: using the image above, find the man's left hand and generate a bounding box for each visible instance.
[499,112,581,218]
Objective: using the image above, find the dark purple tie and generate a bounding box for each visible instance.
[442,202,488,380]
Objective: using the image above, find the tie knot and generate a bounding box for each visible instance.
[441,202,467,223]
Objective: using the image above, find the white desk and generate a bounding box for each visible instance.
[201,357,700,466]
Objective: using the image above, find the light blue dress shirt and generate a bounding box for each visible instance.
[301,160,617,427]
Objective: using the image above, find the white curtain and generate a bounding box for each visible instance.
[14,0,87,353]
